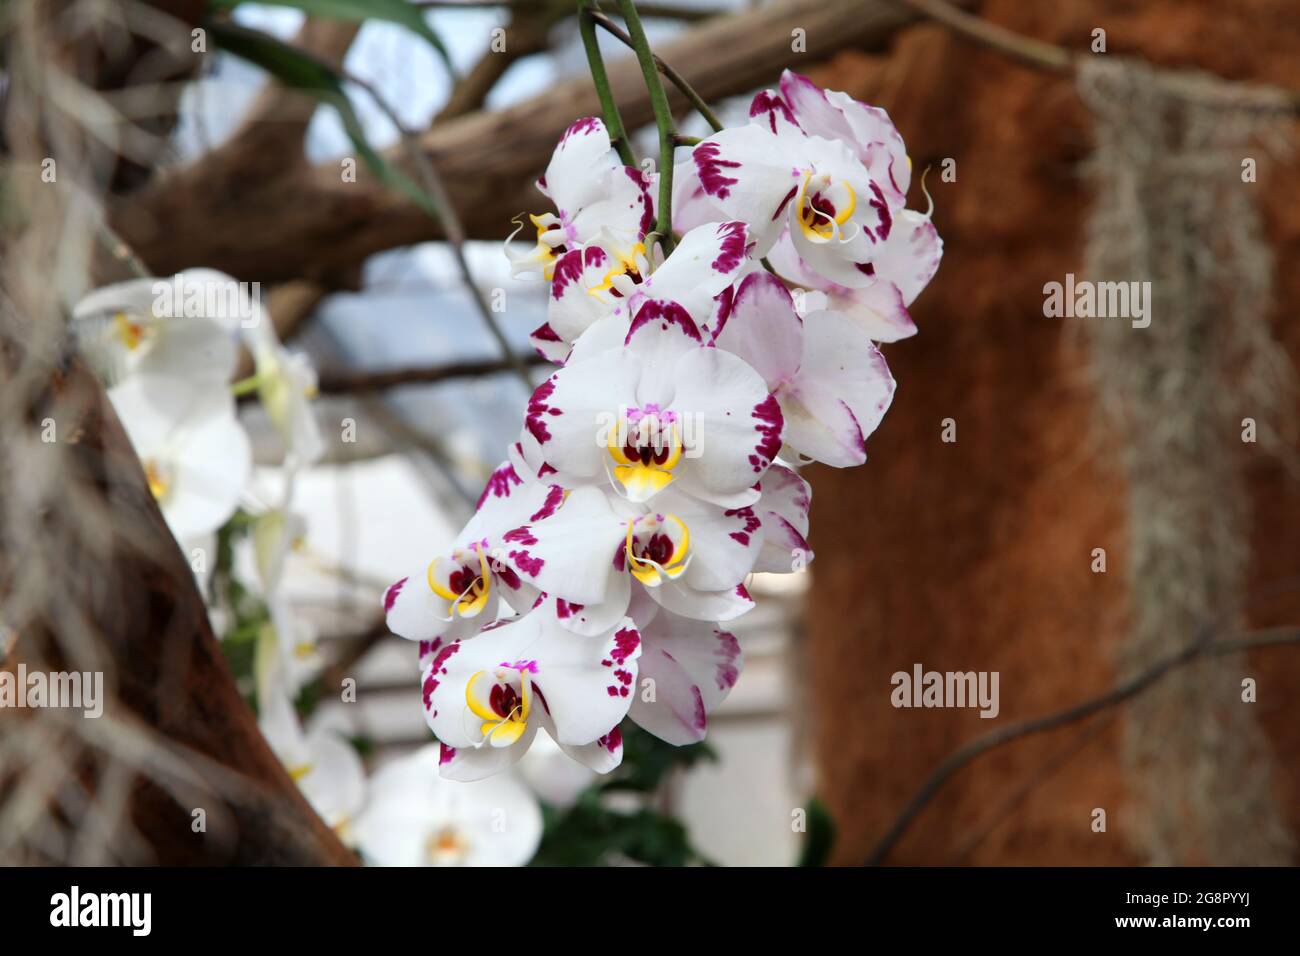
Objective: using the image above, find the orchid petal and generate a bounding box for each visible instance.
[668,348,782,503]
[710,271,803,390]
[502,485,625,606]
[778,309,895,467]
[649,578,754,621]
[689,127,798,255]
[544,117,618,215]
[629,613,743,744]
[520,352,639,483]
[752,464,813,573]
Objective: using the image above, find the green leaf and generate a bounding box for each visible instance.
[207,0,457,80]
[208,21,438,218]
[530,722,718,866]
[530,792,707,867]
[796,796,837,867]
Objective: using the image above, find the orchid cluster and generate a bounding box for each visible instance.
[385,70,942,782]
[71,269,351,824]
[74,269,323,542]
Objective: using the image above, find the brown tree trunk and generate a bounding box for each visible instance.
[1,356,357,865]
[803,0,1300,865]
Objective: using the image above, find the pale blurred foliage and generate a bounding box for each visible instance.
[1079,57,1296,864]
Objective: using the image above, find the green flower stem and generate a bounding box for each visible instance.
[590,9,723,134]
[579,1,637,167]
[616,0,677,254]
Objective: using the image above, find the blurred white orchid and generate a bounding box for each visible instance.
[72,269,243,386]
[108,373,251,541]
[516,732,597,809]
[255,595,322,705]
[242,328,324,470]
[353,744,542,867]
[252,507,307,596]
[260,686,365,840]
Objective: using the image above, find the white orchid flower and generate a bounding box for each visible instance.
[765,213,942,342]
[421,606,641,781]
[762,70,912,206]
[529,219,751,362]
[519,298,781,508]
[507,116,653,284]
[712,272,895,468]
[681,71,942,309]
[679,71,942,341]
[352,744,542,867]
[686,127,884,284]
[260,685,366,840]
[396,72,939,783]
[108,373,251,541]
[72,269,241,386]
[382,461,558,649]
[498,483,759,632]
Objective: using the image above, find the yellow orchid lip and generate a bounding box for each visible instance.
[426,825,470,865]
[608,413,682,500]
[527,213,569,280]
[427,546,492,617]
[143,459,170,501]
[113,311,146,351]
[625,513,690,586]
[466,668,531,747]
[587,242,646,298]
[797,172,856,241]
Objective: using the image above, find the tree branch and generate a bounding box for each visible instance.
[434,3,569,122]
[415,0,724,19]
[892,0,1300,114]
[315,353,548,394]
[223,17,363,175]
[112,0,932,282]
[591,8,722,132]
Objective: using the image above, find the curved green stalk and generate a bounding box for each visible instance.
[590,9,723,133]
[579,1,636,167]
[616,0,677,254]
